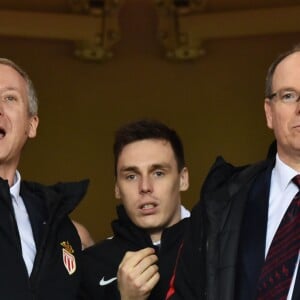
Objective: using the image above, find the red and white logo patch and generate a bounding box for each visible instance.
[62,248,76,275]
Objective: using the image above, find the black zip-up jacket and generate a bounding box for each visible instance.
[80,205,187,300]
[0,177,89,300]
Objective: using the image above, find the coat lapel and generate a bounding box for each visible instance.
[20,184,48,248]
[0,179,19,245]
[242,167,271,290]
[216,159,273,300]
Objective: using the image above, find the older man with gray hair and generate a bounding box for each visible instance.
[0,58,88,300]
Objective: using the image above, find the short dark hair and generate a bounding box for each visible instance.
[265,44,300,98]
[113,119,185,175]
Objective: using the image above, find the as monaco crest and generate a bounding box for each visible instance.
[61,241,76,275]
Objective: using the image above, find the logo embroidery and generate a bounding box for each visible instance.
[99,276,117,286]
[60,241,76,275]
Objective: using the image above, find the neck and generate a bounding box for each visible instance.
[277,150,300,172]
[149,229,163,244]
[0,164,17,187]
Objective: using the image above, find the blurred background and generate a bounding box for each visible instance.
[1,0,299,241]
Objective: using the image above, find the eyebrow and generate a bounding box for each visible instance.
[0,87,21,94]
[119,166,140,173]
[276,87,298,91]
[149,163,172,171]
[119,163,172,173]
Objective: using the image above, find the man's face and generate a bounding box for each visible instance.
[265,52,300,165]
[0,64,38,169]
[115,139,189,239]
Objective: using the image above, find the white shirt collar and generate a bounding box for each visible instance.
[273,154,299,191]
[152,205,190,246]
[10,170,21,203]
[180,204,191,219]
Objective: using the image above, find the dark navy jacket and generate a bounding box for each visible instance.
[168,157,274,300]
[0,178,88,300]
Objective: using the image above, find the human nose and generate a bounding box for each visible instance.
[139,175,153,194]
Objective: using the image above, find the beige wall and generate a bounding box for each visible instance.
[0,12,299,241]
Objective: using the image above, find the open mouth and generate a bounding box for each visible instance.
[140,203,157,210]
[0,127,6,139]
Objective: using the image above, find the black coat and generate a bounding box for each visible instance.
[168,156,270,300]
[80,205,187,300]
[0,178,88,300]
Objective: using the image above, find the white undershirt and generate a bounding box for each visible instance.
[10,171,36,276]
[180,204,191,220]
[152,205,190,247]
[267,154,299,300]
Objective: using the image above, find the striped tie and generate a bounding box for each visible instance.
[256,175,300,299]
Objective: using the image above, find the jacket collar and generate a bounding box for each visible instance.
[112,205,153,248]
[21,179,89,218]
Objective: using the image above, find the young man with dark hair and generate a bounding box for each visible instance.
[80,119,190,299]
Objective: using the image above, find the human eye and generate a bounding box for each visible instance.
[125,173,137,181]
[3,94,17,102]
[280,90,298,103]
[153,170,165,178]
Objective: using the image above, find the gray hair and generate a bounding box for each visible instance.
[0,58,38,116]
[265,44,300,99]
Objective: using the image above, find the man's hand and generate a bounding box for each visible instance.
[117,247,160,300]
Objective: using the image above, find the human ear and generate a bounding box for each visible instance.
[179,167,189,191]
[28,115,39,138]
[264,99,273,129]
[115,184,121,199]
